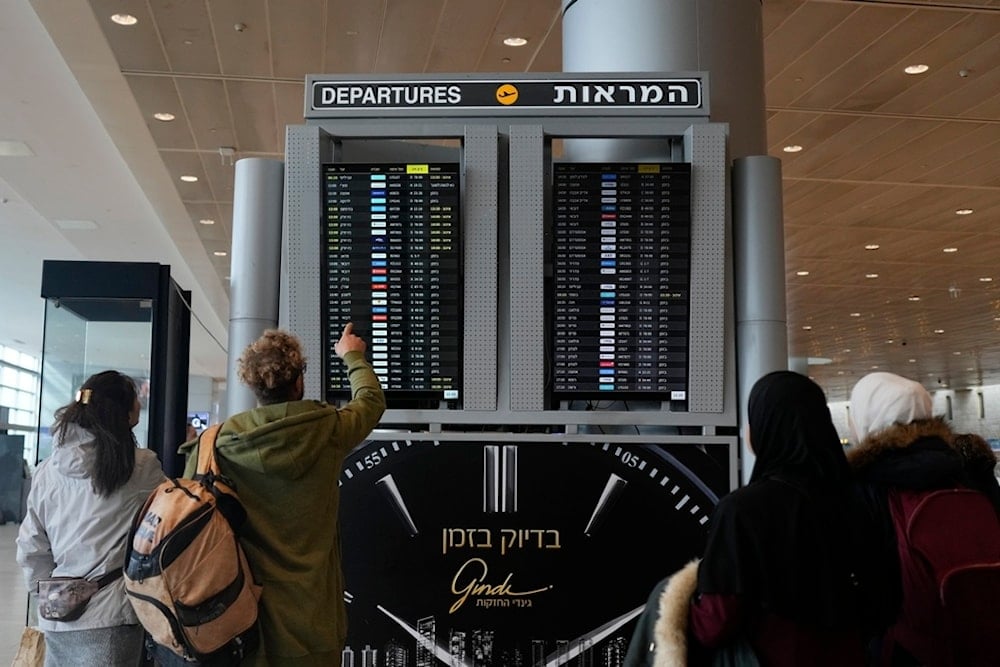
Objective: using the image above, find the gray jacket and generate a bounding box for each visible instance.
[16,423,165,632]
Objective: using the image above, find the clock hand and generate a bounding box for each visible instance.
[543,605,644,667]
[376,473,419,536]
[583,473,627,536]
[376,604,472,667]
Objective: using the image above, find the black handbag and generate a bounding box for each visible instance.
[37,569,122,621]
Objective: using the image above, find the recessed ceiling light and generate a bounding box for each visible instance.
[199,218,216,225]
[0,140,34,157]
[953,351,962,356]
[213,251,227,257]
[796,270,810,276]
[782,145,803,153]
[980,277,993,282]
[908,295,921,301]
[843,348,852,353]
[955,208,974,216]
[503,37,528,47]
[111,13,138,26]
[802,325,812,331]
[934,329,945,334]
[850,312,861,318]
[865,273,879,279]
[886,339,894,344]
[865,244,880,250]
[943,247,958,253]
[904,64,929,75]
[871,365,880,370]
[153,112,175,122]
[909,358,917,363]
[180,175,198,182]
[837,371,845,375]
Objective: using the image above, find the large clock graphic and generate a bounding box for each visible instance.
[339,437,730,667]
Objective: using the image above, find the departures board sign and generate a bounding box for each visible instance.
[305,75,707,118]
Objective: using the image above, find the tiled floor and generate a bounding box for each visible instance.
[1,522,30,663]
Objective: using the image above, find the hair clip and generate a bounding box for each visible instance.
[76,389,93,405]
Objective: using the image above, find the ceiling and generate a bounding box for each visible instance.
[1,0,999,401]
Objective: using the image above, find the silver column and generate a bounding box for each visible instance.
[226,157,285,418]
[733,155,787,477]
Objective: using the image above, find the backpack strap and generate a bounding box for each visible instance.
[195,423,224,477]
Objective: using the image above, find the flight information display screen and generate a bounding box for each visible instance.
[551,162,691,401]
[322,163,461,402]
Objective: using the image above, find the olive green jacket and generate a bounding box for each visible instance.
[180,351,384,666]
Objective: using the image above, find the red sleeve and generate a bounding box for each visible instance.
[690,593,746,648]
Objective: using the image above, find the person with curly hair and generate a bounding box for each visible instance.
[17,370,166,666]
[180,324,385,666]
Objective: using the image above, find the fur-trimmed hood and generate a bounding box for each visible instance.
[847,417,997,481]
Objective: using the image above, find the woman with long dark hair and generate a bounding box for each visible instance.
[17,370,165,666]
[628,371,886,666]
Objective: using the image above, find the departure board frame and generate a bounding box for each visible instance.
[549,161,692,403]
[320,162,463,405]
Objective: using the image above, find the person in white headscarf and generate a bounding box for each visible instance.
[847,371,1000,667]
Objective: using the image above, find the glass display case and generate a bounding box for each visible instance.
[38,261,191,475]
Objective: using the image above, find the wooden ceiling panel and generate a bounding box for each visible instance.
[789,9,954,111]
[124,75,196,150]
[199,152,236,204]
[762,1,856,85]
[424,0,504,73]
[323,0,383,73]
[766,110,823,148]
[766,5,908,109]
[207,0,271,77]
[145,0,220,75]
[269,0,326,79]
[762,0,809,37]
[174,77,238,151]
[878,122,1000,184]
[844,120,981,182]
[476,0,560,72]
[779,115,904,180]
[160,150,213,202]
[226,81,279,154]
[528,23,563,74]
[373,0,445,73]
[87,0,169,71]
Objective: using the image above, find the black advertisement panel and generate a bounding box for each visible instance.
[322,163,461,403]
[550,163,692,402]
[340,440,726,666]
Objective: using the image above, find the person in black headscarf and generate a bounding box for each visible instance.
[626,371,886,667]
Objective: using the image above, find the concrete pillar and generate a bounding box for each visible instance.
[226,158,284,418]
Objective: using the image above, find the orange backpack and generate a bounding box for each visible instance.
[123,424,262,664]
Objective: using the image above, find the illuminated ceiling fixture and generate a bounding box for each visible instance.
[955,208,974,215]
[782,145,803,153]
[213,251,228,257]
[909,358,917,363]
[503,37,528,47]
[865,244,880,250]
[111,13,138,26]
[796,270,809,276]
[199,219,216,225]
[802,325,812,331]
[154,112,175,122]
[850,312,861,318]
[904,64,929,75]
[865,273,879,279]
[180,175,198,182]
[908,295,921,301]
[934,329,945,334]
[943,247,958,253]
[980,277,993,282]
